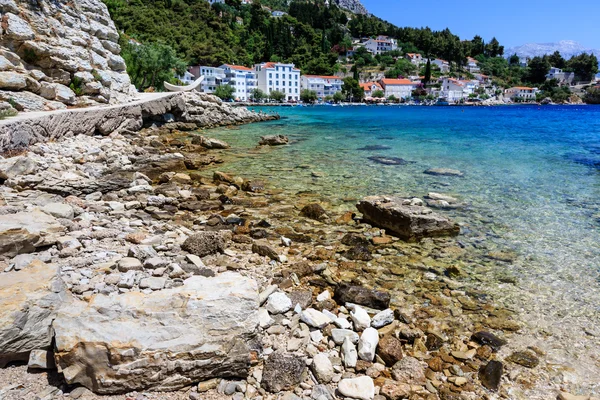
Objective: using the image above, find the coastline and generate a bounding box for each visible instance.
[0,103,597,400]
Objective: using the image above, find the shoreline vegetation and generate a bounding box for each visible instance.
[0,97,598,400]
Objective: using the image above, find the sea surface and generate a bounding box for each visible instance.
[202,104,600,396]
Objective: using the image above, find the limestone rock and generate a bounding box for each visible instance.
[371,309,394,328]
[0,262,65,367]
[338,376,375,400]
[356,196,460,241]
[261,352,306,393]
[41,202,74,219]
[182,231,227,257]
[53,272,259,394]
[342,336,358,368]
[331,329,360,345]
[0,71,27,90]
[311,353,334,383]
[0,210,65,257]
[300,308,331,329]
[265,292,293,314]
[358,327,379,362]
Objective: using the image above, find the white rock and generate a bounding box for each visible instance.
[342,337,358,368]
[337,376,375,400]
[117,257,143,272]
[331,329,359,345]
[358,327,379,362]
[322,309,337,322]
[311,353,334,383]
[349,304,371,331]
[334,317,352,329]
[310,330,324,343]
[258,284,278,305]
[265,292,292,314]
[139,277,166,290]
[258,308,274,329]
[42,202,74,219]
[316,290,331,302]
[281,236,292,247]
[186,254,206,268]
[300,308,331,329]
[371,309,394,328]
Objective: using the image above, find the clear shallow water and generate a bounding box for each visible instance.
[203,105,600,395]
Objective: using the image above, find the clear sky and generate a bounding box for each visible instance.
[360,0,600,49]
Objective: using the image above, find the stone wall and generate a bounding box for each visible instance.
[0,92,278,152]
[0,0,136,111]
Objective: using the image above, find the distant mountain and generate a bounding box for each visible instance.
[331,0,368,15]
[505,40,600,59]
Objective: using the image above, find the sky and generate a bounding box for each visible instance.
[360,0,600,49]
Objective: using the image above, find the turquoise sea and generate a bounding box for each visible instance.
[204,105,600,395]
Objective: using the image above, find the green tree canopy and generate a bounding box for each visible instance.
[566,53,599,81]
[214,84,236,100]
[121,41,187,91]
[269,90,286,102]
[526,56,551,84]
[342,77,364,102]
[372,89,385,98]
[300,89,318,103]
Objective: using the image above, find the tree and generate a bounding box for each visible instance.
[485,37,504,58]
[423,59,432,86]
[508,53,520,66]
[300,89,318,103]
[526,56,551,84]
[548,51,566,69]
[269,90,286,102]
[342,77,364,102]
[121,41,187,91]
[372,90,385,98]
[387,95,399,103]
[214,84,236,101]
[584,87,600,104]
[332,91,344,103]
[566,53,599,81]
[250,88,267,102]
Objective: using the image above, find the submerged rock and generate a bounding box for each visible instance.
[368,156,411,166]
[424,168,464,177]
[334,283,390,310]
[356,196,460,241]
[259,135,289,146]
[506,350,539,368]
[300,203,327,220]
[357,145,392,151]
[53,272,259,394]
[0,262,65,367]
[479,360,503,391]
[471,331,506,351]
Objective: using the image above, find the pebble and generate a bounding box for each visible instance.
[300,308,331,328]
[370,308,394,328]
[342,337,358,368]
[316,290,331,302]
[266,292,293,314]
[358,327,379,362]
[337,376,375,400]
[311,353,334,383]
[331,329,360,345]
[348,304,371,331]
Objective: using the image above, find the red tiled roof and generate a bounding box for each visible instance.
[381,78,414,85]
[225,64,253,71]
[360,82,383,91]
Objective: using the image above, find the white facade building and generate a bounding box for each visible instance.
[466,57,480,73]
[379,78,418,99]
[364,36,398,55]
[190,66,225,94]
[301,75,343,98]
[546,67,575,84]
[219,64,257,101]
[254,62,301,101]
[440,78,480,102]
[177,71,196,85]
[432,58,450,73]
[406,53,424,66]
[505,86,538,101]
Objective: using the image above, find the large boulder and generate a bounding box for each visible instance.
[356,196,460,241]
[259,134,289,146]
[52,272,259,394]
[0,262,65,367]
[0,210,65,257]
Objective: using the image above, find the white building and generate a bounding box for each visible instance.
[190,66,226,94]
[466,57,480,73]
[505,86,538,101]
[432,58,450,73]
[219,64,257,101]
[272,10,286,17]
[440,78,480,102]
[254,62,301,101]
[364,36,398,55]
[546,67,575,84]
[378,78,418,99]
[206,0,224,4]
[406,53,424,66]
[360,81,383,97]
[301,75,343,98]
[177,71,196,85]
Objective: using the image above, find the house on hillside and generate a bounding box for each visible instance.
[439,78,479,102]
[406,53,424,66]
[360,81,383,97]
[177,71,196,85]
[254,62,301,101]
[301,75,343,98]
[466,57,480,73]
[432,58,450,73]
[219,64,257,101]
[272,10,286,17]
[364,36,398,55]
[378,78,418,99]
[546,67,575,84]
[505,86,538,101]
[206,0,224,4]
[473,73,492,85]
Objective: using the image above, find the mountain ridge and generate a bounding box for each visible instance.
[505,40,600,59]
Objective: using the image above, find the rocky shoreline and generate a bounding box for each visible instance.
[0,100,597,400]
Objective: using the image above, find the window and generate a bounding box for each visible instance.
[295,82,298,87]
[276,81,279,86]
[276,74,279,79]
[269,73,272,78]
[289,81,292,87]
[269,80,272,85]
[282,81,285,86]
[282,74,286,79]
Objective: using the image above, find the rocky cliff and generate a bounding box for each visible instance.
[0,0,136,112]
[332,0,368,15]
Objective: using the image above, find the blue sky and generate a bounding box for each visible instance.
[361,0,600,49]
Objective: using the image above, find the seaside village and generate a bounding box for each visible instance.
[177,23,596,104]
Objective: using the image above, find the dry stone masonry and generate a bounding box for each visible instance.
[0,0,136,111]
